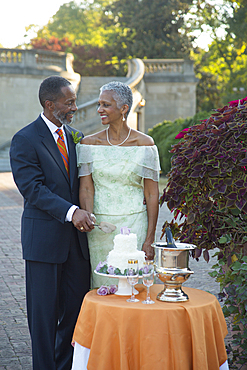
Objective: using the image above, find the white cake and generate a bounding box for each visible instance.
[107,232,145,273]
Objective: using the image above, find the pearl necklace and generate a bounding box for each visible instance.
[106,127,131,146]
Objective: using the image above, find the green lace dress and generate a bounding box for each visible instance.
[76,144,160,288]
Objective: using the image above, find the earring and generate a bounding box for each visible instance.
[122,114,126,121]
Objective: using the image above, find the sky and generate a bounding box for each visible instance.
[0,0,69,48]
[0,0,212,50]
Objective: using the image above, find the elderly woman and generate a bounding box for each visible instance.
[77,81,160,287]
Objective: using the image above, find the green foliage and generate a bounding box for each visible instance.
[35,1,113,48]
[29,1,122,76]
[192,38,247,110]
[211,253,247,368]
[72,45,125,76]
[224,0,247,49]
[24,0,247,105]
[189,0,247,111]
[148,111,211,175]
[192,49,222,112]
[27,0,195,76]
[102,0,194,59]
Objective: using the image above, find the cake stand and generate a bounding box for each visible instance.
[94,271,140,296]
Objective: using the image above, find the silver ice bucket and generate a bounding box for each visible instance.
[152,242,196,302]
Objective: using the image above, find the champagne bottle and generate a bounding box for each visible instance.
[165,227,177,248]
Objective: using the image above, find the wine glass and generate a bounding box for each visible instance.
[126,259,139,302]
[142,260,155,304]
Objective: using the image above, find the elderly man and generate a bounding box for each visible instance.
[10,76,94,370]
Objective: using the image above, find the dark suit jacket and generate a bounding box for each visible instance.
[10,115,89,263]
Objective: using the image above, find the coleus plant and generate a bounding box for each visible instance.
[161,97,247,262]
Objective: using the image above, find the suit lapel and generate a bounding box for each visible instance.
[37,116,70,183]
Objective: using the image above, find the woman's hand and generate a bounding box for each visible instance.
[142,241,155,260]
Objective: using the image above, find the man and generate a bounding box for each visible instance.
[10,76,94,370]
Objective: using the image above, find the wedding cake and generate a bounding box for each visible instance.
[107,227,145,273]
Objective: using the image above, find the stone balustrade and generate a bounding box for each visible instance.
[0,48,67,72]
[0,50,197,146]
[0,49,23,64]
[143,59,193,75]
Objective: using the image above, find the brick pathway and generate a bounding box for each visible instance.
[0,171,221,369]
[0,172,32,369]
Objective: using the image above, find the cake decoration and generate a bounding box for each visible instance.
[95,228,146,275]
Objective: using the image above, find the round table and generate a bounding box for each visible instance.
[72,285,228,370]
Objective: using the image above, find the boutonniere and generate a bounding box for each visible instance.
[72,131,82,144]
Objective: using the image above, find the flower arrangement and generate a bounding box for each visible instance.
[95,261,150,276]
[96,261,124,276]
[97,285,118,296]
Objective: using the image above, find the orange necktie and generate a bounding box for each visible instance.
[56,128,69,177]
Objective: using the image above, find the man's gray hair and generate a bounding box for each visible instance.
[100,81,133,116]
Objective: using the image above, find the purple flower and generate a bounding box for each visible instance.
[108,285,118,294]
[120,226,131,235]
[143,265,150,274]
[96,261,105,272]
[97,285,109,296]
[107,265,115,275]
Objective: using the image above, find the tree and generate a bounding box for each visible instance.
[35,1,114,48]
[101,0,194,59]
[28,0,195,75]
[30,36,72,51]
[223,0,247,49]
[29,1,122,75]
[188,0,247,110]
[72,44,123,76]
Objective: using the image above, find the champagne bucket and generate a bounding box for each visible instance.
[152,242,196,302]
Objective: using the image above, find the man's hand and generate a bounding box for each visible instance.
[72,209,95,232]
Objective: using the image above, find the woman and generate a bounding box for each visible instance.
[77,81,160,288]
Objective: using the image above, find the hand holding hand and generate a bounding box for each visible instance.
[72,209,95,232]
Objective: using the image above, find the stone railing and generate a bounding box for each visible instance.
[0,48,67,70]
[143,59,193,74]
[74,58,146,135]
[0,48,81,90]
[0,49,23,64]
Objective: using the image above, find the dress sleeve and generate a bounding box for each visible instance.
[133,145,161,182]
[76,144,93,177]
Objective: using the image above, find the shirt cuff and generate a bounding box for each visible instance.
[65,205,79,222]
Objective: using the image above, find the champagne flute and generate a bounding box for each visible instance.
[142,260,155,304]
[126,259,139,302]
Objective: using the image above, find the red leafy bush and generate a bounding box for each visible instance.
[161,99,247,261]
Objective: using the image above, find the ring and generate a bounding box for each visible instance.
[80,226,84,230]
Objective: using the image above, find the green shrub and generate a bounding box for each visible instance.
[148,111,211,175]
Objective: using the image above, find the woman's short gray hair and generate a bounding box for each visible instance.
[100,81,133,116]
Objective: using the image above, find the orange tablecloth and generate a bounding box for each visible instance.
[73,285,228,370]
